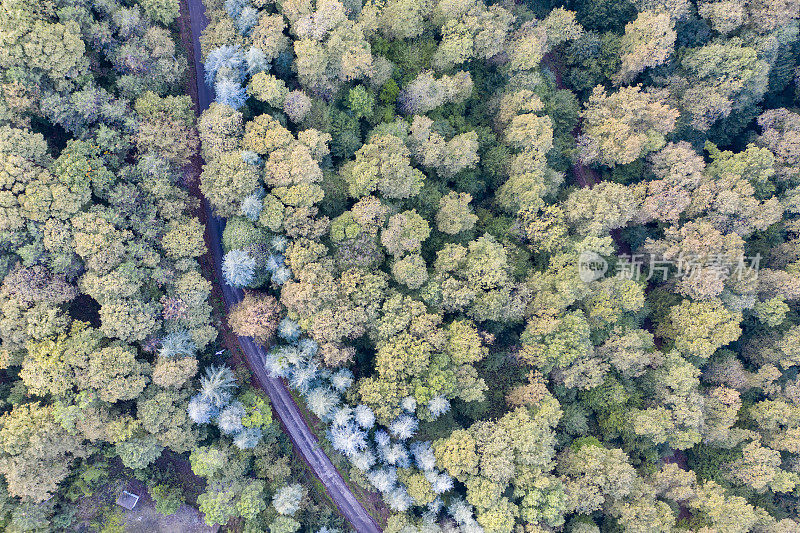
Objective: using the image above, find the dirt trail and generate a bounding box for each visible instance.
[178,1,383,531]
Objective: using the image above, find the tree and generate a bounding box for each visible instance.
[596,328,657,378]
[409,116,479,178]
[249,72,289,107]
[134,91,199,165]
[433,429,479,481]
[347,85,374,119]
[616,11,676,84]
[251,14,290,61]
[137,387,198,453]
[642,220,746,300]
[398,71,473,115]
[198,479,266,525]
[273,483,305,516]
[161,215,207,260]
[697,0,747,33]
[291,8,373,94]
[520,310,592,371]
[391,254,429,289]
[0,403,87,501]
[756,108,800,182]
[431,3,514,70]
[557,441,635,514]
[578,85,678,167]
[657,299,742,359]
[340,135,425,200]
[429,235,528,322]
[228,292,282,344]
[436,192,477,235]
[197,103,243,160]
[115,435,164,470]
[671,38,769,131]
[99,298,160,342]
[563,181,638,235]
[0,14,89,93]
[283,90,312,122]
[381,210,430,257]
[140,0,180,24]
[630,352,703,449]
[639,141,705,223]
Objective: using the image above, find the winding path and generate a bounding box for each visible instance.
[183,3,381,532]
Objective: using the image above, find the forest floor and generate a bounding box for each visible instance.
[120,479,219,533]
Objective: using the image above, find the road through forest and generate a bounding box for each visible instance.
[183,2,382,531]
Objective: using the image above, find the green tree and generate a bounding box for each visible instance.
[139,0,180,24]
[578,85,678,167]
[657,299,742,359]
[616,10,676,83]
[0,402,87,501]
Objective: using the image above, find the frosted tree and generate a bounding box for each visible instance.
[298,338,319,358]
[233,427,263,449]
[158,330,197,358]
[265,254,283,273]
[351,449,377,471]
[402,396,417,412]
[449,498,477,526]
[222,249,256,288]
[188,394,216,424]
[205,45,246,85]
[278,317,301,342]
[381,442,410,467]
[217,402,246,434]
[427,497,444,516]
[236,6,259,35]
[215,78,248,109]
[271,235,289,253]
[272,266,293,286]
[329,424,367,457]
[332,406,354,427]
[374,429,391,447]
[199,365,237,407]
[331,369,354,392]
[387,486,414,512]
[390,414,418,440]
[367,467,398,492]
[279,346,305,367]
[245,46,268,75]
[273,483,305,516]
[428,396,451,418]
[241,150,261,166]
[264,348,292,378]
[354,404,376,429]
[411,442,437,471]
[240,191,263,221]
[429,472,454,494]
[224,0,247,19]
[289,361,319,393]
[306,386,339,420]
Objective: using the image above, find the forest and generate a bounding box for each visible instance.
[1,0,800,531]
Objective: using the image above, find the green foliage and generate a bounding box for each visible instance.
[347,85,375,120]
[150,483,183,516]
[5,0,800,529]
